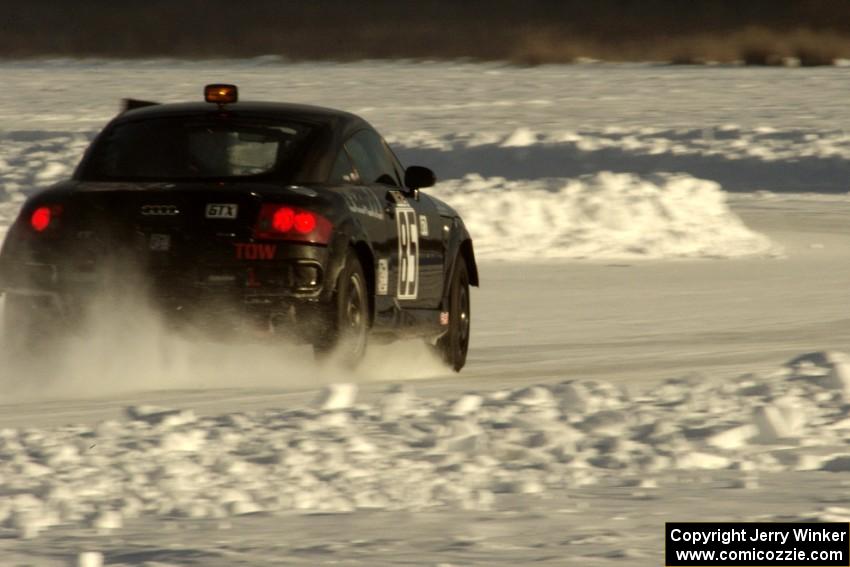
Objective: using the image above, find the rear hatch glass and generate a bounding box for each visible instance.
[79,116,316,182]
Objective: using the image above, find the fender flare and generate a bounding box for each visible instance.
[324,215,376,320]
[440,218,479,309]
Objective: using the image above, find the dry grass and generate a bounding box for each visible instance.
[460,21,850,67]
[3,1,850,66]
[507,26,850,66]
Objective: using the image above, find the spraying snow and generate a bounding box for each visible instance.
[0,288,447,402]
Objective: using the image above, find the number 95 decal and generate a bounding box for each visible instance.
[396,206,419,300]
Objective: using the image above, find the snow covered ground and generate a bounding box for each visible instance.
[2,60,850,565]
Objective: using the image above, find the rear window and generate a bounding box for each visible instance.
[79,116,316,182]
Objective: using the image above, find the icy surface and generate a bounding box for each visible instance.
[2,60,850,565]
[1,355,849,542]
[2,60,849,133]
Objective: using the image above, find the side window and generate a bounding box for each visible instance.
[329,149,359,185]
[345,130,400,187]
[382,141,406,185]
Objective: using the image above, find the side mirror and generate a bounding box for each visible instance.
[404,166,436,191]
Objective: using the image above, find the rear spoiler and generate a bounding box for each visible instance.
[121,98,160,113]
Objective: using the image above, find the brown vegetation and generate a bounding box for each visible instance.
[2,0,850,65]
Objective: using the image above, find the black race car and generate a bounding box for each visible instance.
[0,85,478,370]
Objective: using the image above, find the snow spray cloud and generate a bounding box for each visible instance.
[0,258,446,401]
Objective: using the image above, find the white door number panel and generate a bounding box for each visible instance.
[396,205,419,300]
[205,203,238,219]
[377,258,389,295]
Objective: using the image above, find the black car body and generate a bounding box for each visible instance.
[0,86,478,370]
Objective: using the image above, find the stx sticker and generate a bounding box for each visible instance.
[377,258,389,295]
[206,203,238,219]
[396,205,419,300]
[419,215,429,237]
[440,311,450,326]
[235,243,277,260]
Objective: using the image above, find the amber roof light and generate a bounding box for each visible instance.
[204,84,238,104]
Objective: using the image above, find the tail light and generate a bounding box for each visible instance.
[29,204,62,232]
[254,204,332,244]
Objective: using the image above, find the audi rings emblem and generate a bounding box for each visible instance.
[141,205,180,216]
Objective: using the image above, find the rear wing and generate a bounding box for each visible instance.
[121,98,160,113]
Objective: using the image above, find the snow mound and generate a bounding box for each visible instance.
[2,351,850,539]
[431,172,779,260]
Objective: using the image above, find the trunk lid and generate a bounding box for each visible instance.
[48,181,312,287]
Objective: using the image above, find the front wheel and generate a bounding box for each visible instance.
[313,250,369,367]
[435,257,470,372]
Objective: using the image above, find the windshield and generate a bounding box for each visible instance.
[78,116,316,182]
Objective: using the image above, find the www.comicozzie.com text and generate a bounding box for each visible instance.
[670,527,847,546]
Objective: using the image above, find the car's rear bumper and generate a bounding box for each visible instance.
[2,240,331,294]
[0,243,339,341]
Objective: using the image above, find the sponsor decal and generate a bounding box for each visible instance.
[141,204,179,216]
[149,233,171,251]
[388,190,409,206]
[205,203,238,219]
[419,215,429,237]
[396,205,419,300]
[377,258,389,295]
[234,243,277,260]
[341,187,383,220]
[440,311,450,326]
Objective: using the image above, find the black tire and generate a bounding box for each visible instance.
[435,256,471,372]
[313,250,369,367]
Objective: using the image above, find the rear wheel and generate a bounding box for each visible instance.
[313,250,369,367]
[435,257,470,372]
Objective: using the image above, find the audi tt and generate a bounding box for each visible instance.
[0,85,479,370]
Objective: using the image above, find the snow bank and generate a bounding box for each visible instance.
[2,351,850,539]
[432,173,779,260]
